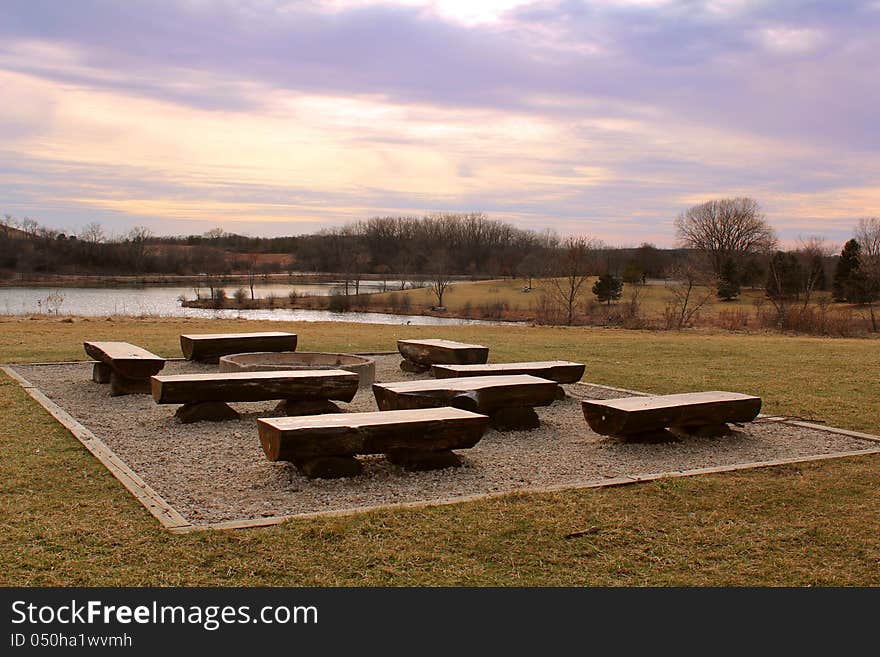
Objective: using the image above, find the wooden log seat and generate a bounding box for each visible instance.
[432,361,586,384]
[581,391,762,441]
[257,407,490,478]
[151,369,359,423]
[83,341,165,396]
[397,338,489,372]
[179,331,298,363]
[373,374,559,430]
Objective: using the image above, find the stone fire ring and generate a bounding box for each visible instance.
[219,352,376,387]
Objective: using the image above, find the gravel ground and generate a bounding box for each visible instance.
[12,357,878,525]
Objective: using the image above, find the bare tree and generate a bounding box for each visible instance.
[795,236,834,307]
[427,249,454,309]
[246,255,257,300]
[516,251,545,290]
[126,226,153,273]
[664,256,714,329]
[543,236,603,326]
[394,250,418,290]
[373,263,391,292]
[854,217,880,331]
[855,217,880,259]
[351,250,371,295]
[21,217,39,237]
[78,222,106,244]
[675,197,778,276]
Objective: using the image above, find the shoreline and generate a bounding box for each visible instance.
[181,297,531,324]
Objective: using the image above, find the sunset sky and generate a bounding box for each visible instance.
[1,1,878,246]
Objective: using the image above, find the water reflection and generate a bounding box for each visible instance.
[0,285,514,326]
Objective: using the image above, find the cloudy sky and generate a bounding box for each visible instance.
[1,0,878,246]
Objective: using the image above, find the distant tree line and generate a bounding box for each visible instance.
[3,208,877,333]
[0,211,680,281]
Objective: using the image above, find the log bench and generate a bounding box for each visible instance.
[151,369,359,423]
[373,374,559,430]
[432,360,586,394]
[581,391,762,441]
[397,338,488,372]
[180,331,298,363]
[257,407,490,478]
[84,341,165,396]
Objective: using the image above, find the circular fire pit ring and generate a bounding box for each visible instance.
[219,351,376,387]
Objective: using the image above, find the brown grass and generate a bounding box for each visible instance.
[0,315,878,586]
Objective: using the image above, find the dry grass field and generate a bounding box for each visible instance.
[0,315,877,585]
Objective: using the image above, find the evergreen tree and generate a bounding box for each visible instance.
[833,239,861,302]
[846,268,871,304]
[592,273,623,306]
[716,258,741,301]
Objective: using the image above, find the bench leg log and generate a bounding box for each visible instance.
[294,456,363,479]
[274,399,342,416]
[399,358,431,373]
[92,362,112,384]
[672,422,733,438]
[490,407,540,431]
[612,429,679,443]
[109,372,152,396]
[175,401,241,423]
[386,448,462,471]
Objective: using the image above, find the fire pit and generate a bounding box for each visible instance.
[219,352,376,387]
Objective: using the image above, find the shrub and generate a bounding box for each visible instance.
[480,301,508,319]
[212,288,227,309]
[620,287,645,329]
[328,292,350,312]
[288,290,298,305]
[533,290,564,325]
[233,288,247,305]
[714,308,751,331]
[266,292,277,308]
[354,294,371,311]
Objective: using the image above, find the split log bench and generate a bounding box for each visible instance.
[432,361,585,399]
[180,331,298,363]
[84,341,165,396]
[581,391,762,441]
[257,407,490,478]
[397,338,488,372]
[373,374,559,430]
[151,369,359,423]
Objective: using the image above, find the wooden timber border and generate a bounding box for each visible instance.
[3,362,879,534]
[2,363,190,531]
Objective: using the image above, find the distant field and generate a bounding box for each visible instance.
[351,278,871,332]
[0,316,877,586]
[374,277,778,315]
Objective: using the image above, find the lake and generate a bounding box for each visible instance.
[0,285,508,326]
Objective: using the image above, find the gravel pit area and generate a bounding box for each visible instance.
[10,356,879,526]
